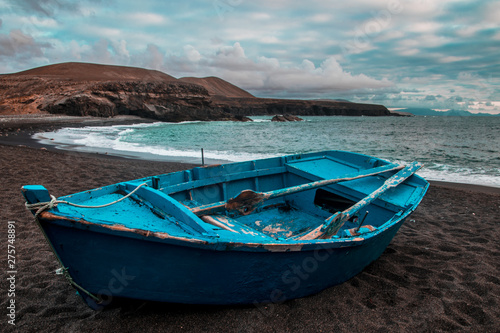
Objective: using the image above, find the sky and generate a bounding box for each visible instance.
[0,0,499,113]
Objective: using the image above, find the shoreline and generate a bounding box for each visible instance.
[1,114,499,193]
[0,114,158,156]
[0,114,157,132]
[428,180,500,195]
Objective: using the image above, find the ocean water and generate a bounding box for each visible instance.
[34,116,500,187]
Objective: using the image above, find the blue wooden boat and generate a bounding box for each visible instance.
[22,150,428,309]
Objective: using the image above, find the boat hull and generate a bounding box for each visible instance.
[40,213,404,306]
[23,150,429,308]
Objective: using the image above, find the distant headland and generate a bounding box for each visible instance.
[0,62,395,122]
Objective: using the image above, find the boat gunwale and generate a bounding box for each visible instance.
[36,203,416,252]
[30,150,429,253]
[39,174,429,253]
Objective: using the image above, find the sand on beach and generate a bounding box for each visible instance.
[1,142,499,333]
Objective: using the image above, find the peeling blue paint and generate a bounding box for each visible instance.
[22,150,428,307]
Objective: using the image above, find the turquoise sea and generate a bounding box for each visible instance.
[34,116,500,187]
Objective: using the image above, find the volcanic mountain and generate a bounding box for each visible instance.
[179,76,254,99]
[10,62,177,82]
[0,62,391,122]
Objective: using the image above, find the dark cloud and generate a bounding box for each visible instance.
[401,88,421,93]
[440,0,488,23]
[0,30,51,57]
[9,0,82,17]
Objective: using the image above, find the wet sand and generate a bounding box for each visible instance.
[1,120,499,332]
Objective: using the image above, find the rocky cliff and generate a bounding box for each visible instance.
[0,62,392,122]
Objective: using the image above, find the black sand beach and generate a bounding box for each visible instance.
[1,118,499,332]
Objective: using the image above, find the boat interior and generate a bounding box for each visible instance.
[55,152,427,242]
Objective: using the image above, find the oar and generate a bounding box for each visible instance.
[294,161,423,240]
[191,163,404,216]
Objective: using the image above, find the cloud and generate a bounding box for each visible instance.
[484,1,500,24]
[161,42,393,97]
[262,57,392,94]
[111,39,130,59]
[63,38,130,65]
[183,45,201,62]
[68,40,89,60]
[125,13,168,26]
[140,44,165,70]
[9,0,81,17]
[85,39,114,64]
[0,29,51,57]
[21,16,58,29]
[438,56,471,63]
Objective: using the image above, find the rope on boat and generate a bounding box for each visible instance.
[25,182,148,306]
[31,213,104,304]
[25,182,149,217]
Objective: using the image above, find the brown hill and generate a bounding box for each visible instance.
[8,62,176,82]
[180,76,254,98]
[0,62,392,121]
[0,62,225,121]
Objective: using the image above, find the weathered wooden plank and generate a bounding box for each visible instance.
[295,162,423,240]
